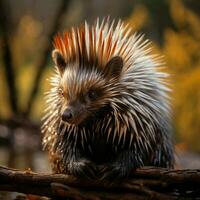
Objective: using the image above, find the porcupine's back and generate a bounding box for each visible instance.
[42,19,174,175]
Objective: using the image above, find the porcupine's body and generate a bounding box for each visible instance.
[42,19,174,180]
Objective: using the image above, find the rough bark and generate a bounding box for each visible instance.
[0,166,200,199]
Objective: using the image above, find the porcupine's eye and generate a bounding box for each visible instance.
[58,88,64,96]
[88,89,97,101]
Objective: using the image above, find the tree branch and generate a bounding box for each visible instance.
[0,166,200,199]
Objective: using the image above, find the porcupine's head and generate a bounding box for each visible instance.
[51,48,123,126]
[42,19,171,153]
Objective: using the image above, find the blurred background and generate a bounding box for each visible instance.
[0,0,200,190]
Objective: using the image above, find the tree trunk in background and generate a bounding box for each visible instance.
[0,0,18,115]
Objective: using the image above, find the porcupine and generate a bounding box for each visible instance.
[42,19,174,180]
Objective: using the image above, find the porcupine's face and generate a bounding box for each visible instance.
[52,49,123,126]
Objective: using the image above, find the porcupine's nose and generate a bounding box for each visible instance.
[62,108,73,122]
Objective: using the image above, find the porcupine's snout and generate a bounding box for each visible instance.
[62,108,73,122]
[61,101,87,125]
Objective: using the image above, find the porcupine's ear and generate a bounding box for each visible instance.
[104,56,123,78]
[52,49,66,75]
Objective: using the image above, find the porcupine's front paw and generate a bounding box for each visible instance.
[68,159,97,179]
[99,164,131,182]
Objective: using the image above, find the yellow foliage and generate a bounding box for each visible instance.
[163,1,200,151]
[170,0,200,40]
[164,29,200,73]
[128,0,200,152]
[170,0,186,27]
[0,65,12,118]
[127,5,149,32]
[31,67,52,120]
[12,15,43,67]
[16,64,36,113]
[173,68,200,151]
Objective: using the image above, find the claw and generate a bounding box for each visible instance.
[69,159,97,179]
[99,165,129,182]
